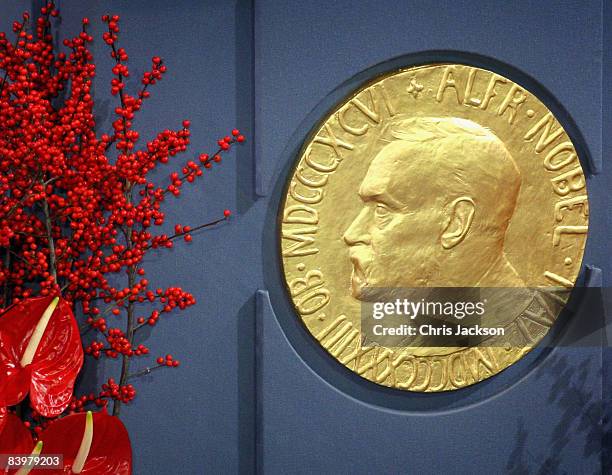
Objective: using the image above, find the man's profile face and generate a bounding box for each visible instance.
[343,141,446,299]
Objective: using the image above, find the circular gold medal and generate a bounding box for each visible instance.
[279,64,589,391]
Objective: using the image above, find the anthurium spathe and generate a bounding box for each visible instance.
[0,296,83,417]
[0,412,33,456]
[0,407,6,433]
[0,411,41,475]
[35,410,132,475]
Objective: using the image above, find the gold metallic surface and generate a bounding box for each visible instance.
[279,64,589,391]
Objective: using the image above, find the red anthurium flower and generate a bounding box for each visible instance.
[0,411,42,475]
[0,296,83,417]
[34,410,132,474]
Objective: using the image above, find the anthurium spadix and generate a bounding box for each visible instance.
[0,295,83,417]
[38,410,132,474]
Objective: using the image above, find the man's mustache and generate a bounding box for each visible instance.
[349,247,372,283]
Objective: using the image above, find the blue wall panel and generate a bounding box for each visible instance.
[255,0,607,474]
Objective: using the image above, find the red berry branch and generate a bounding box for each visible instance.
[0,2,243,451]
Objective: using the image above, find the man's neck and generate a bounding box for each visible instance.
[476,253,524,287]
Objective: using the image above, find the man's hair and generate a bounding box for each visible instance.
[378,116,522,238]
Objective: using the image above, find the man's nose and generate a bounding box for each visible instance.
[342,208,371,246]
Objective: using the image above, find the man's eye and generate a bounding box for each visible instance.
[375,205,390,218]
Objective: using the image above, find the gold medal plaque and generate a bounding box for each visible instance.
[279,64,589,391]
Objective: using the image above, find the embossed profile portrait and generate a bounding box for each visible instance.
[343,116,526,301]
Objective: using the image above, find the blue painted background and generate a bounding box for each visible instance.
[1,0,609,473]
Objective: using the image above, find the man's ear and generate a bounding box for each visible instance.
[441,197,475,249]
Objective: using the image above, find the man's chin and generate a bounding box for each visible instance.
[350,275,364,300]
[351,276,417,302]
[350,277,379,302]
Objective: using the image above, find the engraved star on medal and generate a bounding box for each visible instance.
[406,76,424,98]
